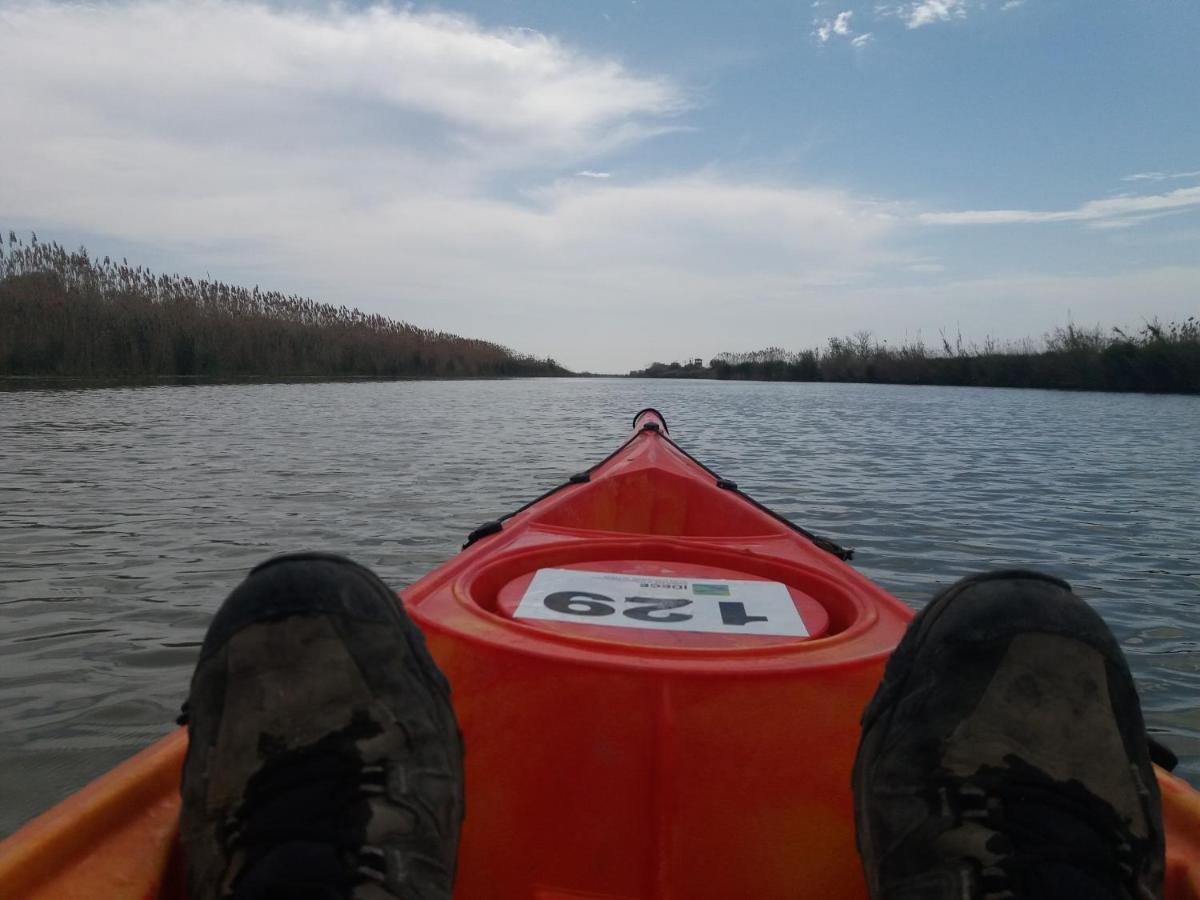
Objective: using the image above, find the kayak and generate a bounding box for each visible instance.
[2,407,1199,899]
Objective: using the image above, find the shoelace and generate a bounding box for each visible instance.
[223,748,451,896]
[949,762,1142,900]
[226,750,367,858]
[216,718,408,893]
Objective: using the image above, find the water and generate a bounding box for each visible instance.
[1,378,1198,836]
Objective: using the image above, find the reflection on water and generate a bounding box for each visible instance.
[1,378,1198,835]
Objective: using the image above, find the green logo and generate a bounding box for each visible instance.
[692,582,730,597]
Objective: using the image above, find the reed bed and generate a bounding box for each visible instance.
[634,322,1200,394]
[0,233,566,379]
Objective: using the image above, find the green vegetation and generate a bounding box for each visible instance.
[633,322,1200,394]
[0,233,567,379]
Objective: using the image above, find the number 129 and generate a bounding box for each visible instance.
[543,591,768,627]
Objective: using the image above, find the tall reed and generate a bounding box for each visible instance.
[0,233,566,379]
[634,321,1200,394]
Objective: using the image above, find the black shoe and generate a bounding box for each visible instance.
[180,553,464,900]
[853,570,1164,900]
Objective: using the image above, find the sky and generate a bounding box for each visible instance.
[1,0,1197,373]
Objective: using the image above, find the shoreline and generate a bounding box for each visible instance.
[0,373,590,391]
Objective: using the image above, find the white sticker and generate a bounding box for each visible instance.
[513,568,808,637]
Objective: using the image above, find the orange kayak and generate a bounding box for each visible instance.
[2,408,1199,899]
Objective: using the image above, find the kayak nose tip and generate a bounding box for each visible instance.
[632,408,669,434]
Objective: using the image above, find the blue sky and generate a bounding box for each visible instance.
[1,0,1197,371]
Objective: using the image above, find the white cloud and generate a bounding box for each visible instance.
[852,32,875,47]
[0,0,907,371]
[0,0,686,171]
[918,186,1200,226]
[905,0,968,28]
[1085,218,1141,231]
[814,9,856,42]
[0,0,692,244]
[2,0,1194,372]
[1001,0,1026,10]
[1122,170,1200,183]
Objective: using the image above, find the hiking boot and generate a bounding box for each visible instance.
[180,552,464,900]
[853,570,1164,900]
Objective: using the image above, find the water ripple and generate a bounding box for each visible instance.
[1,379,1197,836]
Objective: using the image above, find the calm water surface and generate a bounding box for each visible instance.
[1,378,1198,835]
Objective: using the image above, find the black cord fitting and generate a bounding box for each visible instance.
[463,520,503,548]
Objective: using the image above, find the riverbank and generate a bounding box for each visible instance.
[0,233,567,379]
[631,323,1200,394]
[0,373,580,392]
